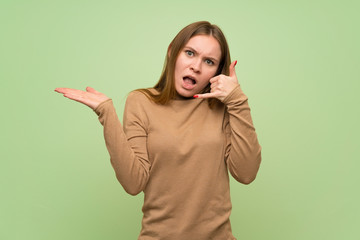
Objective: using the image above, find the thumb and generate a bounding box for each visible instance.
[229,60,237,77]
[86,86,99,94]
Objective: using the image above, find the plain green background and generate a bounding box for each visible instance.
[1,0,359,239]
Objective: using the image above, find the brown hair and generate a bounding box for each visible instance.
[137,21,231,107]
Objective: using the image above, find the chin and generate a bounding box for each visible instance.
[176,89,196,99]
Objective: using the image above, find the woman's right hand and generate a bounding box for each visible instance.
[54,87,110,110]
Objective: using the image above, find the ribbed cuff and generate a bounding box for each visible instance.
[222,85,248,106]
[93,98,113,116]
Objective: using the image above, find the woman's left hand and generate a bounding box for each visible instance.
[195,60,239,102]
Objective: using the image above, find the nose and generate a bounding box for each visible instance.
[190,58,201,73]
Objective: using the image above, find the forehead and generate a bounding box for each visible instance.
[185,35,221,60]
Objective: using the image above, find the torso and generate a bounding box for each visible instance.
[129,92,236,240]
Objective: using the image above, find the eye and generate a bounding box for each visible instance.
[185,50,194,56]
[205,59,214,65]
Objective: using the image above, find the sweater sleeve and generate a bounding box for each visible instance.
[223,85,262,184]
[93,92,150,195]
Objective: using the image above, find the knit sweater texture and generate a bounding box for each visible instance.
[94,85,262,240]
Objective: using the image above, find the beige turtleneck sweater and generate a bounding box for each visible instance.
[94,85,262,240]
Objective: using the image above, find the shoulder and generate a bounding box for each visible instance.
[124,89,157,125]
[127,89,150,104]
[125,88,159,110]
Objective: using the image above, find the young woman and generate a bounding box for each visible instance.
[55,21,262,240]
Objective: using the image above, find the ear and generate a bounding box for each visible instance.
[167,42,172,58]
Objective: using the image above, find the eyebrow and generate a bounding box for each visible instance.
[184,46,220,63]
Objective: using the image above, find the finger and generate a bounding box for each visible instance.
[86,86,99,94]
[54,88,69,94]
[229,60,237,77]
[55,88,85,95]
[209,75,219,84]
[55,88,76,95]
[194,92,219,99]
[63,92,93,106]
[63,92,84,102]
[210,81,219,89]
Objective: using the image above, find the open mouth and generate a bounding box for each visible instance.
[183,76,196,85]
[182,76,197,90]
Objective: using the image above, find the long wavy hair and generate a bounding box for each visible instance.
[137,21,231,107]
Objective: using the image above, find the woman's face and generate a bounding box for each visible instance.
[174,35,221,98]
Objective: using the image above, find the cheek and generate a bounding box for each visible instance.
[175,54,187,68]
[199,78,211,87]
[204,68,218,80]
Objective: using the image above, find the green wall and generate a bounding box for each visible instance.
[1,0,359,239]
